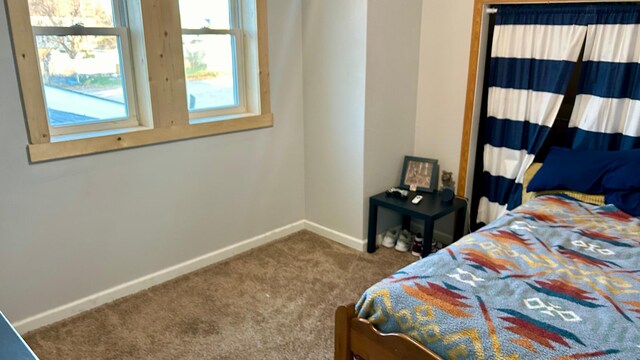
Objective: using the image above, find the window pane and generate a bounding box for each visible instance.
[179,0,230,29]
[28,0,115,27]
[35,35,128,127]
[183,34,237,112]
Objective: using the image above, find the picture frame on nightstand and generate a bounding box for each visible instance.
[399,156,439,193]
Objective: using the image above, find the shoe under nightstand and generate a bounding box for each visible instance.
[367,190,467,258]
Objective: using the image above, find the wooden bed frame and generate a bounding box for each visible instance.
[334,304,443,360]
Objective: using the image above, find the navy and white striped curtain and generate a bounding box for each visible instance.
[568,5,640,150]
[478,5,588,224]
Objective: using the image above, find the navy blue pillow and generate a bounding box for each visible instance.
[602,155,640,191]
[605,191,640,216]
[526,147,637,194]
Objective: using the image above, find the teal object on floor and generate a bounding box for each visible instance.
[0,311,38,359]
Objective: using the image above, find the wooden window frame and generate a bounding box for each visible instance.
[7,0,272,163]
[456,0,636,197]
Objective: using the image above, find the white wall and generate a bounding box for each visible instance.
[302,0,424,240]
[302,0,368,239]
[3,0,474,325]
[415,0,474,186]
[409,0,475,239]
[0,0,305,323]
[363,0,423,236]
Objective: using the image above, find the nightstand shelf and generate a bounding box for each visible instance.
[367,191,467,257]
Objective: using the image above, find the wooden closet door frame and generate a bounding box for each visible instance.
[456,0,637,197]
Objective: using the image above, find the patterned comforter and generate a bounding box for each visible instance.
[356,195,640,359]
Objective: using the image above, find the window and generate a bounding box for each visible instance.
[29,0,139,136]
[180,0,245,119]
[7,0,271,162]
[179,0,265,124]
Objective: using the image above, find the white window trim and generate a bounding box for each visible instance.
[6,0,272,163]
[30,0,141,137]
[181,0,248,121]
[181,27,247,119]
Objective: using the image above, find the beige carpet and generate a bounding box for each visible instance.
[24,230,415,359]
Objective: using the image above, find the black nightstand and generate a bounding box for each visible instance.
[367,191,467,257]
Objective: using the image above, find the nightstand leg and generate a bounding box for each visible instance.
[367,202,379,253]
[402,215,411,231]
[453,203,467,241]
[420,219,434,258]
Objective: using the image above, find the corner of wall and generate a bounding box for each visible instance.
[301,0,367,240]
[362,0,423,237]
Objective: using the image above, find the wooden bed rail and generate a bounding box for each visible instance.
[334,304,443,360]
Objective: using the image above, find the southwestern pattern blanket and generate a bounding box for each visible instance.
[356,195,640,359]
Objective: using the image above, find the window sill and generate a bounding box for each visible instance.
[51,126,151,143]
[28,113,273,163]
[189,111,260,125]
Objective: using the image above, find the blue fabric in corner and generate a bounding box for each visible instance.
[606,191,640,216]
[603,156,640,191]
[527,147,640,194]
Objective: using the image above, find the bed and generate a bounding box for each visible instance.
[335,194,640,359]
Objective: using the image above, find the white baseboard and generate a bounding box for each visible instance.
[11,219,447,334]
[13,220,364,334]
[304,220,366,251]
[13,220,305,334]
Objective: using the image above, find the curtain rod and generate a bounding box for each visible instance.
[486,8,498,14]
